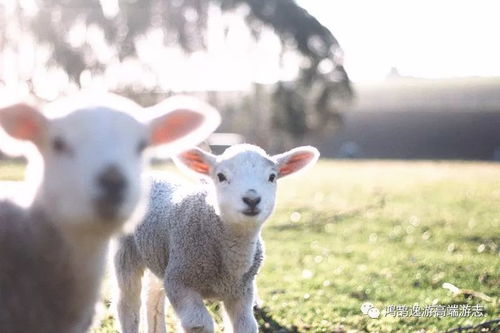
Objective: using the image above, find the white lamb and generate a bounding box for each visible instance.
[113,143,319,333]
[0,93,220,333]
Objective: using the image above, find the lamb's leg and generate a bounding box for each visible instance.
[223,287,258,333]
[144,271,167,333]
[165,279,214,333]
[113,235,145,333]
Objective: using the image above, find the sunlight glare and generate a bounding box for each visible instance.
[299,0,500,81]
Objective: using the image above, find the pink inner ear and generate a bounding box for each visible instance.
[151,109,205,146]
[279,152,314,177]
[15,112,40,140]
[180,151,210,174]
[0,104,43,142]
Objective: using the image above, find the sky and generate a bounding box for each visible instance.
[298,0,500,81]
[2,0,500,100]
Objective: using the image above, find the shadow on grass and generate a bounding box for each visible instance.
[270,196,386,232]
[462,236,499,255]
[254,306,298,333]
[444,318,500,333]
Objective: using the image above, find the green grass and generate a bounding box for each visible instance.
[0,159,25,181]
[1,160,499,332]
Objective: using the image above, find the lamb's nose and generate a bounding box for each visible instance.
[242,192,261,209]
[97,165,127,199]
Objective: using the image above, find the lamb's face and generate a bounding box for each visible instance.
[40,109,147,231]
[0,94,220,233]
[212,150,278,226]
[176,144,320,229]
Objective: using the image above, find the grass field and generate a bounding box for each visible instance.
[1,160,498,332]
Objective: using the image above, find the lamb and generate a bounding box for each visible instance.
[113,143,319,333]
[0,93,220,333]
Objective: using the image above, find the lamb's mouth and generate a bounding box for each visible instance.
[242,209,260,217]
[94,195,124,220]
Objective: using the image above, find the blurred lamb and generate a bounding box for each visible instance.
[0,94,220,333]
[113,143,319,333]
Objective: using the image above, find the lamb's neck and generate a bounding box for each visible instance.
[29,206,111,331]
[219,221,261,278]
[61,227,111,331]
[61,226,109,291]
[63,226,109,266]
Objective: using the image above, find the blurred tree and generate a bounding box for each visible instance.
[4,0,353,146]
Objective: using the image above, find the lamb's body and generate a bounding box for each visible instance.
[0,94,220,333]
[124,180,263,299]
[0,201,74,333]
[114,144,319,333]
[0,201,102,333]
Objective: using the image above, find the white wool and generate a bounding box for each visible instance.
[113,143,319,333]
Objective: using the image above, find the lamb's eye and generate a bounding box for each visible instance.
[137,140,147,154]
[268,173,276,182]
[217,173,227,182]
[52,137,70,155]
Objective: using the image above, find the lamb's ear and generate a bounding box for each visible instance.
[272,146,320,179]
[175,147,217,176]
[146,96,221,153]
[0,103,47,146]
